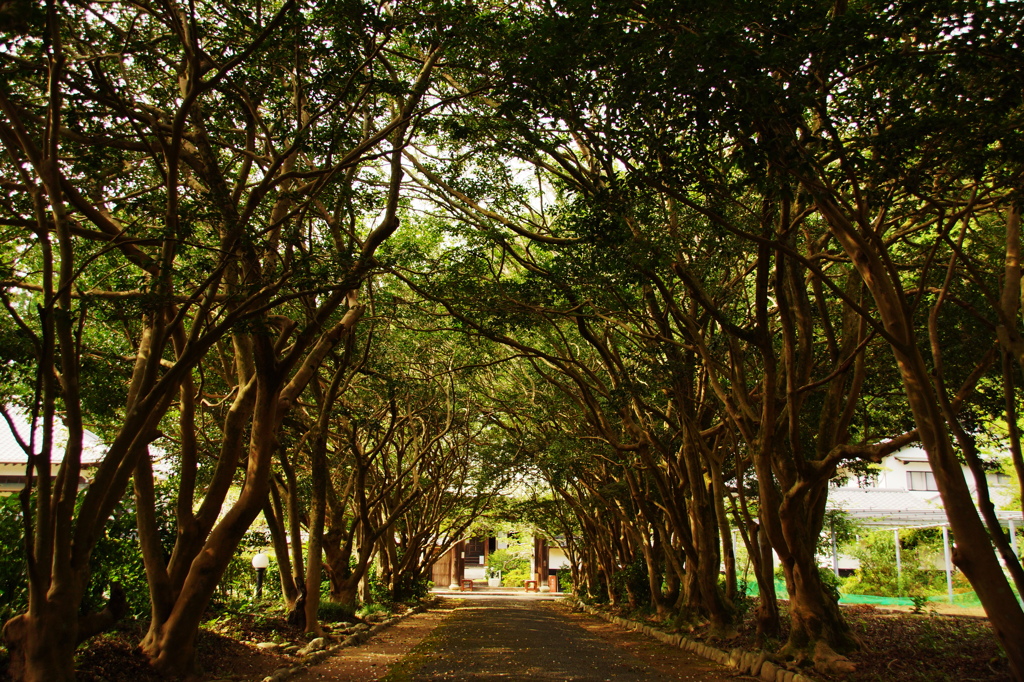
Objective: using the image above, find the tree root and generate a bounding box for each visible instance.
[779,639,857,675]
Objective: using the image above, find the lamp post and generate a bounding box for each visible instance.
[252,552,270,600]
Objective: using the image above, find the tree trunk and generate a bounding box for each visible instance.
[331,577,361,612]
[3,580,127,682]
[140,367,282,677]
[895,345,1024,679]
[777,491,857,672]
[264,493,300,611]
[3,606,78,682]
[811,194,1024,680]
[755,522,780,641]
[780,556,856,673]
[303,421,330,634]
[709,457,736,603]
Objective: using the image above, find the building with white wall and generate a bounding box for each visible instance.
[825,446,1020,577]
[0,410,106,495]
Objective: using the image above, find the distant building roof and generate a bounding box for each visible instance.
[893,451,930,463]
[0,409,107,494]
[827,486,1020,528]
[0,409,106,465]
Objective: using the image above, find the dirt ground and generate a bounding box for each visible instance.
[288,605,454,682]
[58,594,1010,682]
[291,595,736,681]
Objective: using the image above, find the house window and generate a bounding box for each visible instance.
[907,471,938,491]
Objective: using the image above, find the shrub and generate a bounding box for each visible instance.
[612,555,651,607]
[85,481,177,618]
[486,548,530,581]
[318,599,356,623]
[0,496,27,623]
[0,480,178,621]
[503,568,531,587]
[843,528,952,598]
[818,566,843,603]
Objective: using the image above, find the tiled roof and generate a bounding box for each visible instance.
[827,486,1020,528]
[0,409,106,465]
[828,487,938,512]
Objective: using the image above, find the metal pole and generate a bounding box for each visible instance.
[831,517,840,578]
[1011,519,1019,559]
[256,567,265,599]
[942,526,953,604]
[894,529,902,595]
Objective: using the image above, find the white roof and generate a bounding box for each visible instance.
[0,409,106,465]
[827,486,1021,528]
[893,451,930,463]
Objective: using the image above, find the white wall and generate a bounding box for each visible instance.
[841,446,1015,506]
[548,546,571,570]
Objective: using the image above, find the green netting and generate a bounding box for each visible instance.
[838,593,914,606]
[740,578,789,599]
[739,578,988,608]
[943,591,983,607]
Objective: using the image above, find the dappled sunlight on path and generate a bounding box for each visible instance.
[291,596,736,681]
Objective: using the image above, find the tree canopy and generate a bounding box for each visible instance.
[2,0,1023,679]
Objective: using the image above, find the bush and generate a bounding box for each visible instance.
[367,569,393,607]
[503,568,531,587]
[584,580,609,604]
[0,480,178,621]
[85,481,177,618]
[318,599,356,623]
[392,574,431,602]
[486,548,530,581]
[843,528,953,598]
[612,555,651,607]
[0,496,27,623]
[213,529,278,605]
[818,566,843,603]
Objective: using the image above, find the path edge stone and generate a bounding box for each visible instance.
[251,600,435,682]
[575,601,821,682]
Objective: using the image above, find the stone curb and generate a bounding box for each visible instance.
[576,602,820,682]
[242,601,433,682]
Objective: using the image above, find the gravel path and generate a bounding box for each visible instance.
[387,596,736,681]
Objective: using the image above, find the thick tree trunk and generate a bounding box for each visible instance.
[754,522,780,641]
[141,497,275,676]
[813,195,1024,680]
[777,488,857,672]
[140,371,281,677]
[780,557,856,673]
[331,579,360,612]
[3,607,78,682]
[3,582,127,682]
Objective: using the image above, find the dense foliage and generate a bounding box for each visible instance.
[1,0,1023,679]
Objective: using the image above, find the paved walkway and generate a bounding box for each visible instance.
[385,596,733,681]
